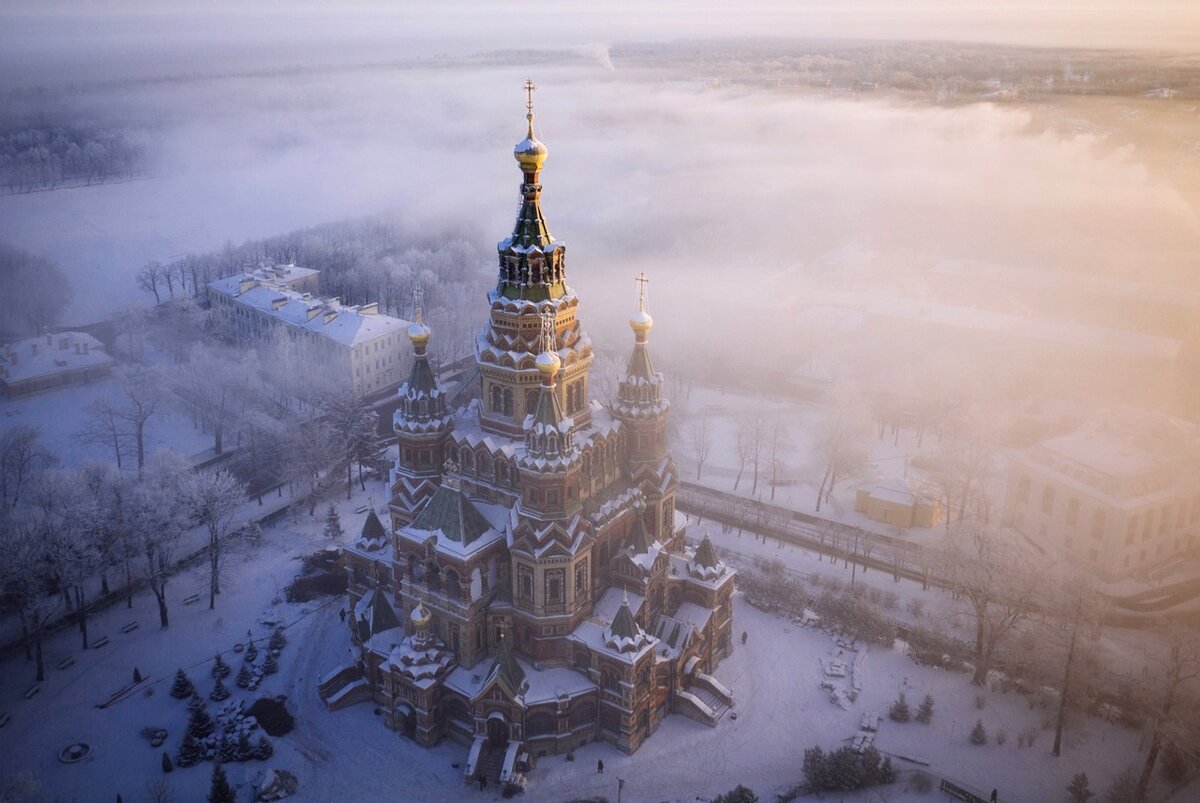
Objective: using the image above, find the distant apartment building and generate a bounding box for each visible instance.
[208,265,411,398]
[0,331,115,398]
[1003,410,1200,579]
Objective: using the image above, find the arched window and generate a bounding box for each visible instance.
[479,452,493,480]
[444,568,461,600]
[600,668,618,691]
[460,447,475,474]
[503,388,514,417]
[490,385,503,413]
[497,461,509,486]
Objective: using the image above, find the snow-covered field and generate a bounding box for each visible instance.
[0,476,1153,803]
[0,376,212,469]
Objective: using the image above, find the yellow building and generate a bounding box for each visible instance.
[854,484,940,528]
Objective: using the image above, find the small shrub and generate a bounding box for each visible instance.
[711,784,758,803]
[995,728,1007,746]
[970,719,987,745]
[1104,769,1138,803]
[211,654,230,681]
[209,678,231,702]
[907,771,933,793]
[1066,772,1094,803]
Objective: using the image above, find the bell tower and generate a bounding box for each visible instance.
[477,79,593,438]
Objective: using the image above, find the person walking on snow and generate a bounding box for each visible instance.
[597,759,604,773]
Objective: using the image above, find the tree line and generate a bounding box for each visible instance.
[0,126,144,195]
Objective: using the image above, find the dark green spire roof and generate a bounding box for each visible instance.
[609,597,639,641]
[356,589,401,642]
[627,513,654,555]
[360,510,386,542]
[694,533,720,569]
[489,633,527,698]
[625,341,655,380]
[410,485,492,545]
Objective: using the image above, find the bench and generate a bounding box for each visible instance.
[0,712,10,728]
[92,636,110,648]
[120,622,139,634]
[23,685,40,700]
[58,656,75,670]
[183,594,200,605]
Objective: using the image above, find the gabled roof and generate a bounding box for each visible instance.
[355,589,401,642]
[626,514,654,555]
[409,484,493,546]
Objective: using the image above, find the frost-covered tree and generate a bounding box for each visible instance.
[114,366,164,476]
[126,451,193,628]
[940,520,1043,685]
[0,424,54,510]
[170,669,196,699]
[1067,772,1094,802]
[211,653,230,680]
[207,763,235,803]
[916,694,934,724]
[686,416,713,481]
[137,261,166,305]
[970,719,988,745]
[184,469,248,609]
[814,383,870,512]
[1133,623,1200,801]
[0,508,59,680]
[30,470,101,649]
[889,692,910,722]
[175,343,259,456]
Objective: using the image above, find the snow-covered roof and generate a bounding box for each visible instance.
[207,263,317,294]
[0,332,113,383]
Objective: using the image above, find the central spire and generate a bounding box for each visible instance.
[498,78,566,301]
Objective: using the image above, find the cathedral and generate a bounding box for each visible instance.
[323,83,735,786]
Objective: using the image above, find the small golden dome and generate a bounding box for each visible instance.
[407,320,431,348]
[410,601,431,628]
[535,347,561,377]
[515,114,548,172]
[630,310,654,335]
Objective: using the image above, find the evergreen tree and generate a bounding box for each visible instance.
[236,730,253,762]
[916,693,935,724]
[262,651,279,676]
[323,505,344,541]
[269,626,287,651]
[245,641,259,662]
[161,752,174,773]
[188,692,207,717]
[188,703,215,740]
[211,653,230,680]
[177,732,204,768]
[889,692,911,723]
[1067,772,1094,803]
[878,756,897,784]
[217,735,238,764]
[210,677,231,702]
[970,719,988,745]
[208,763,236,803]
[236,662,252,689]
[1104,769,1138,803]
[170,669,196,699]
[254,735,274,761]
[712,785,758,803]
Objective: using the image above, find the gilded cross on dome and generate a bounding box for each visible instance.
[523,78,537,115]
[635,272,649,313]
[540,308,556,352]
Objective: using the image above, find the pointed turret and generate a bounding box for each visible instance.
[604,590,654,654]
[613,273,670,424]
[626,500,655,555]
[687,530,727,581]
[497,78,567,301]
[389,286,454,529]
[356,509,388,551]
[520,309,577,469]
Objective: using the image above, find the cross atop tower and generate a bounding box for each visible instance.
[635,272,649,313]
[412,284,425,324]
[524,78,537,116]
[539,307,556,352]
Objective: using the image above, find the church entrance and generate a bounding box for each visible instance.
[486,712,508,749]
[396,703,417,739]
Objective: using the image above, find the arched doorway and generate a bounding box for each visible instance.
[396,702,417,739]
[486,711,508,749]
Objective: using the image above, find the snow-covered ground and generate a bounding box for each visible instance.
[0,476,1157,803]
[0,375,212,469]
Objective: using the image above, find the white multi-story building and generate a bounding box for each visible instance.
[208,265,412,398]
[1003,410,1200,579]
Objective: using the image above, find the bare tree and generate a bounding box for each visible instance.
[768,417,791,501]
[1048,572,1105,758]
[115,366,163,476]
[735,411,767,495]
[27,470,100,649]
[175,343,257,456]
[137,260,165,304]
[0,424,55,509]
[184,469,248,610]
[1134,623,1200,801]
[687,416,713,481]
[814,383,870,513]
[940,521,1043,685]
[78,399,130,470]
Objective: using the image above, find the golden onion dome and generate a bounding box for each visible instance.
[630,309,654,335]
[410,601,431,628]
[535,346,561,377]
[514,114,548,172]
[407,319,431,349]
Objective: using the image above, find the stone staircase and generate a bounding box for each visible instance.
[475,744,506,784]
[690,685,732,720]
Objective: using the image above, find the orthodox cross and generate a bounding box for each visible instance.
[540,308,556,352]
[523,78,537,115]
[635,272,649,312]
[412,284,425,324]
[443,457,460,490]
